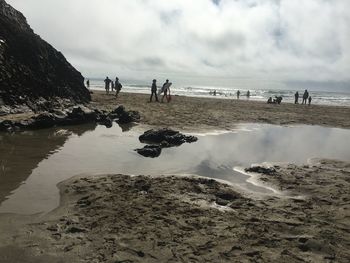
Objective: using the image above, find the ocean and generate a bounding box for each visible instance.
[87,79,350,107]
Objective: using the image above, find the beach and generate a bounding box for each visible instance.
[90,91,350,130]
[1,92,350,262]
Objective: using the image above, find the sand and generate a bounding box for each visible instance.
[0,159,349,262]
[1,92,350,262]
[2,91,350,130]
[90,91,350,130]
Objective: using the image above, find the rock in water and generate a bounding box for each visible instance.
[136,128,198,157]
[139,128,198,146]
[0,0,90,108]
[136,145,162,158]
[245,166,276,175]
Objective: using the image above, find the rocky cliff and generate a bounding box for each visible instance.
[0,0,90,110]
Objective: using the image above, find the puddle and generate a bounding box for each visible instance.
[1,123,350,214]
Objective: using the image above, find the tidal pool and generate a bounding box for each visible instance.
[1,123,350,214]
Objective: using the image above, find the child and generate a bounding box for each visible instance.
[308,96,312,106]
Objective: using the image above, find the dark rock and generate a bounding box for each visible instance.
[245,166,277,175]
[137,128,198,157]
[98,117,113,128]
[66,106,96,124]
[216,198,230,206]
[30,113,56,129]
[0,0,90,109]
[0,119,13,132]
[0,105,139,132]
[117,111,139,124]
[139,128,197,146]
[139,128,178,143]
[215,192,237,201]
[66,226,87,234]
[135,145,162,158]
[160,140,171,148]
[111,106,140,124]
[134,179,151,192]
[112,105,125,115]
[15,119,35,129]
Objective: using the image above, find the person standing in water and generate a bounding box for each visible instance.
[150,79,159,102]
[294,91,299,104]
[104,77,111,94]
[86,79,90,89]
[246,90,250,99]
[236,90,240,99]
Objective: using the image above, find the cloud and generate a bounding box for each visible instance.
[6,0,350,88]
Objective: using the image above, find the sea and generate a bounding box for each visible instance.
[88,79,350,107]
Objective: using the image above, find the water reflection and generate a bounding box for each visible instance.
[0,124,97,205]
[1,123,350,214]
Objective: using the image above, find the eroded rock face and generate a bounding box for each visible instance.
[0,0,90,108]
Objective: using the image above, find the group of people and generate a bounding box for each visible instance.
[295,90,312,105]
[210,90,250,99]
[267,96,283,104]
[150,79,172,103]
[86,78,313,106]
[103,77,122,97]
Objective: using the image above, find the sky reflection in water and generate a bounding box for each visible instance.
[0,123,349,214]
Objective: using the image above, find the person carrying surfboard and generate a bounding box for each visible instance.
[161,79,172,103]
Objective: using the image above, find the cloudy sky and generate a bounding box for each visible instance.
[7,0,350,90]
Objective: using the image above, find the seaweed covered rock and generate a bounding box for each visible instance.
[0,0,90,109]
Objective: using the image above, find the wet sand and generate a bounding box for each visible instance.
[90,91,350,130]
[0,159,349,262]
[1,92,350,262]
[2,91,350,130]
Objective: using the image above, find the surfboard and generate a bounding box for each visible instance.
[158,82,172,95]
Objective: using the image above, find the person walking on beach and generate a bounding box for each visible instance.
[237,90,240,99]
[111,81,115,92]
[86,79,90,89]
[104,77,111,94]
[308,96,312,106]
[294,91,299,104]
[302,89,309,104]
[150,79,159,102]
[161,79,170,103]
[246,90,250,99]
[115,77,122,97]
